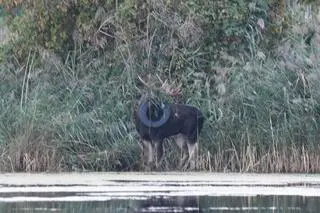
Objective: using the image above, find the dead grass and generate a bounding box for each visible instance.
[196,145,320,173]
[0,131,63,172]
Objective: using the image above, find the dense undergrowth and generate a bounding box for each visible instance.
[1,1,320,172]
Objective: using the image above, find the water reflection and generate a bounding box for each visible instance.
[0,195,319,213]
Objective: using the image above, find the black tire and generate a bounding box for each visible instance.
[138,100,171,128]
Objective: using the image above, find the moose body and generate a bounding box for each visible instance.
[134,100,204,170]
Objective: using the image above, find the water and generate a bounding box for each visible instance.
[0,173,319,213]
[1,195,319,212]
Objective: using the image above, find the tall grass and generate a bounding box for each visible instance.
[3,41,320,172]
[0,48,142,171]
[199,57,320,172]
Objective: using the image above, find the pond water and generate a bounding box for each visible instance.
[1,195,320,212]
[0,173,319,213]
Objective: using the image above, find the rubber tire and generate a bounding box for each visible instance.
[138,100,171,128]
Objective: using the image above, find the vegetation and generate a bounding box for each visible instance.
[0,0,320,172]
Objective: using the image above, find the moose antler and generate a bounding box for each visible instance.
[137,75,153,88]
[137,74,182,97]
[156,75,182,96]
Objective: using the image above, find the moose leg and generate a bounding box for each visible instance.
[174,134,189,170]
[140,140,153,170]
[185,141,198,170]
[153,140,164,169]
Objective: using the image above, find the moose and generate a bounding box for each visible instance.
[134,95,204,170]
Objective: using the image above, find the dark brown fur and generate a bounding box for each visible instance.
[134,101,204,170]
